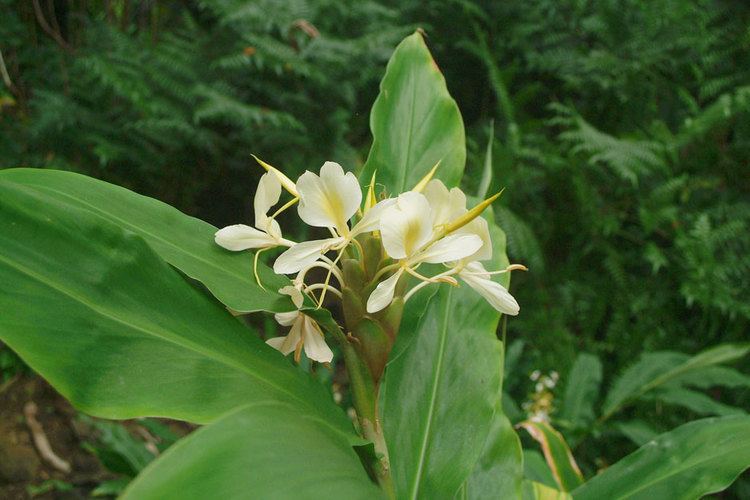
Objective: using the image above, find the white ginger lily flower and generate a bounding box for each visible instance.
[266,286,333,363]
[274,161,393,275]
[457,261,520,315]
[367,191,483,313]
[215,172,294,251]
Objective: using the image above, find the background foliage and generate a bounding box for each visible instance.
[1,0,748,495]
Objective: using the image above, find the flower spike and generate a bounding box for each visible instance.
[251,154,299,197]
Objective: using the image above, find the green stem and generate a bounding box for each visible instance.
[339,339,395,498]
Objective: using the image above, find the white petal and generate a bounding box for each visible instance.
[423,179,467,228]
[273,237,343,274]
[418,233,483,264]
[274,310,299,326]
[350,198,396,237]
[380,192,433,259]
[366,268,403,313]
[463,261,491,279]
[265,317,303,355]
[460,271,520,315]
[215,224,277,251]
[301,316,333,363]
[254,172,282,229]
[456,216,493,261]
[278,285,304,309]
[296,162,362,233]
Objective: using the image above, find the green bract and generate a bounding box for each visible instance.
[1,31,749,499]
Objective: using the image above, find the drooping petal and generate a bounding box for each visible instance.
[418,233,483,264]
[380,192,433,259]
[274,310,299,327]
[350,198,396,237]
[460,269,520,315]
[215,224,278,251]
[423,179,467,228]
[296,161,362,234]
[456,216,493,261]
[265,317,304,355]
[254,172,282,229]
[300,316,333,363]
[366,268,404,313]
[279,285,304,309]
[273,237,344,275]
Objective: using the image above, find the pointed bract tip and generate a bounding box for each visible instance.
[412,160,441,193]
[251,154,299,197]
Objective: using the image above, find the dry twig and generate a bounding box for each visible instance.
[24,401,72,474]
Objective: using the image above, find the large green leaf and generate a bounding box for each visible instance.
[0,180,354,438]
[0,168,288,313]
[518,421,583,492]
[572,415,750,500]
[123,403,381,500]
[381,223,509,498]
[601,343,750,420]
[462,408,524,500]
[360,31,465,195]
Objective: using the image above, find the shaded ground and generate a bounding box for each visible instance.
[0,375,190,499]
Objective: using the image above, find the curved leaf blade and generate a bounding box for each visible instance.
[0,181,353,438]
[573,416,750,500]
[560,353,602,428]
[0,168,288,313]
[360,31,465,195]
[518,421,583,492]
[123,403,382,500]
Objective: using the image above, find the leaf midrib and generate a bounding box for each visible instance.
[0,252,315,424]
[409,287,452,499]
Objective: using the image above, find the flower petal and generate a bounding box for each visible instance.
[254,172,282,229]
[380,192,433,259]
[279,285,304,309]
[274,310,299,327]
[366,268,404,313]
[215,224,277,251]
[350,198,396,237]
[301,317,333,363]
[273,237,343,275]
[460,270,520,315]
[418,233,483,264]
[296,162,361,233]
[456,216,493,261]
[265,316,304,355]
[423,179,467,228]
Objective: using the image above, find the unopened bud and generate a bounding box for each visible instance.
[411,160,441,193]
[251,154,299,197]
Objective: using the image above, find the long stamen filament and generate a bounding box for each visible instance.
[316,248,345,308]
[297,262,344,287]
[372,262,401,283]
[253,248,268,290]
[403,268,460,302]
[304,283,343,299]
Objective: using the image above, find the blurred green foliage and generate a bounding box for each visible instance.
[1,0,748,486]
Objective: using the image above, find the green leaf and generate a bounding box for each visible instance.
[0,168,288,313]
[601,343,750,420]
[560,353,602,428]
[572,415,750,500]
[360,31,465,195]
[647,386,745,416]
[381,222,509,498]
[476,120,494,199]
[522,481,572,500]
[0,180,354,438]
[463,409,524,500]
[122,403,382,500]
[523,451,557,489]
[615,420,660,447]
[518,421,583,492]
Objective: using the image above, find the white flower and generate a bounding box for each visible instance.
[366,191,482,313]
[215,173,293,250]
[265,286,333,363]
[458,261,519,315]
[274,162,394,275]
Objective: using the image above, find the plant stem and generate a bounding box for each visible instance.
[339,339,395,498]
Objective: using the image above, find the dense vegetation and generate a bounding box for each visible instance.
[1,0,748,495]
